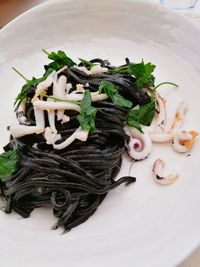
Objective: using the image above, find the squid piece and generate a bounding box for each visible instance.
[76,83,85,93]
[9,125,43,138]
[90,65,108,75]
[16,98,31,125]
[124,126,152,160]
[65,83,72,94]
[56,66,67,75]
[32,71,57,102]
[47,99,57,134]
[33,100,81,112]
[172,130,198,153]
[53,127,89,150]
[33,106,45,134]
[171,101,188,132]
[73,66,91,75]
[154,93,167,133]
[152,159,178,185]
[44,127,61,145]
[53,75,67,121]
[62,91,107,102]
[73,65,108,75]
[150,101,187,142]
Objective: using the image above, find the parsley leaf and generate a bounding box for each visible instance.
[43,49,76,70]
[129,60,155,88]
[127,101,156,132]
[78,58,96,69]
[99,81,132,108]
[76,90,97,133]
[0,149,19,180]
[14,68,54,105]
[109,60,156,89]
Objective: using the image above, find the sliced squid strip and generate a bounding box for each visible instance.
[65,83,72,94]
[53,75,67,121]
[33,100,81,112]
[152,159,178,185]
[47,99,57,134]
[33,106,45,134]
[56,66,67,75]
[53,127,89,150]
[10,125,43,138]
[32,71,57,102]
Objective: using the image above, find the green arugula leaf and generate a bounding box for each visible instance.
[14,68,54,106]
[99,81,132,108]
[76,90,97,133]
[0,149,19,180]
[43,49,76,70]
[78,58,96,69]
[127,101,156,132]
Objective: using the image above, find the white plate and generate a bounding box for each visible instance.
[0,1,200,266]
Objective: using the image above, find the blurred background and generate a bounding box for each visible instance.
[0,0,199,28]
[0,0,49,27]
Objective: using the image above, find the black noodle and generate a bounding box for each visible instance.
[0,58,152,232]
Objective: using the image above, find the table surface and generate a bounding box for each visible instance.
[0,0,200,266]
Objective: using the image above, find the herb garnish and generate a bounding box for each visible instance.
[99,81,132,108]
[0,149,19,180]
[78,58,96,69]
[76,90,97,133]
[43,49,76,70]
[13,67,54,105]
[127,101,156,132]
[109,60,155,89]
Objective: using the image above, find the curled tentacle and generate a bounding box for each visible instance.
[150,101,187,142]
[152,159,178,185]
[172,130,198,153]
[153,93,167,133]
[124,126,152,160]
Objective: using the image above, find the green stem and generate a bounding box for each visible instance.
[12,67,29,83]
[154,82,178,90]
[46,95,80,105]
[42,48,50,56]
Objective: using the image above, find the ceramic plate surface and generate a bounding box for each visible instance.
[0,1,200,266]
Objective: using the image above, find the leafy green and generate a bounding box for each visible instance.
[129,61,155,88]
[43,49,76,70]
[99,81,132,108]
[127,101,156,132]
[76,90,97,133]
[109,60,156,89]
[14,67,54,105]
[0,149,19,180]
[78,58,96,69]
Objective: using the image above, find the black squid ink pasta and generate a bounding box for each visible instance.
[0,51,158,232]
